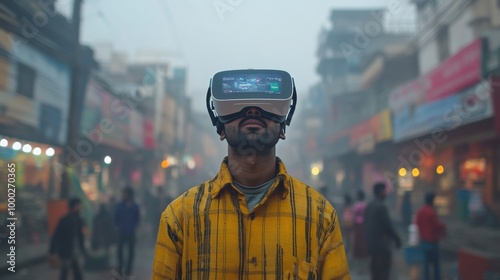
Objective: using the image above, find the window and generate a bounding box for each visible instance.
[16,62,36,98]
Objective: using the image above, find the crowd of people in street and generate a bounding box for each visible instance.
[341,182,447,280]
[46,180,447,280]
[47,186,172,280]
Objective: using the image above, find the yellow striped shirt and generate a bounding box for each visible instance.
[152,158,350,279]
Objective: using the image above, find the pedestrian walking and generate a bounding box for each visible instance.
[401,190,413,228]
[352,190,368,260]
[152,69,350,279]
[49,198,88,280]
[416,192,446,280]
[114,186,140,277]
[342,194,355,258]
[364,182,402,280]
[91,204,116,254]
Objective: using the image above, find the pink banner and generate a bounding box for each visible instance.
[390,39,482,112]
[425,39,482,102]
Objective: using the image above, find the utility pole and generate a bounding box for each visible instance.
[61,0,83,198]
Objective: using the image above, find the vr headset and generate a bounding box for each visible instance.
[206,69,297,135]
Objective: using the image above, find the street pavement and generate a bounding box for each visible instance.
[4,239,157,280]
[3,239,457,280]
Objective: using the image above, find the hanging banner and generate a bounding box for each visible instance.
[393,82,494,142]
[390,39,483,113]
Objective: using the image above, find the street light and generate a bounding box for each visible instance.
[46,148,55,157]
[22,144,32,153]
[12,142,21,150]
[412,168,420,177]
[311,167,320,176]
[187,159,196,170]
[399,167,407,177]
[436,165,444,174]
[0,139,8,147]
[32,147,42,156]
[104,156,112,165]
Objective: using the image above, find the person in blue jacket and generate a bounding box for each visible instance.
[114,186,140,277]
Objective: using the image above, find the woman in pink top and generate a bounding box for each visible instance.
[352,190,368,259]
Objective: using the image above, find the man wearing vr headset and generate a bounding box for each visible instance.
[152,70,350,279]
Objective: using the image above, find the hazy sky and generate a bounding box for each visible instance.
[75,0,409,111]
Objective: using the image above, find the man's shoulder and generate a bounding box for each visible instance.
[417,205,434,215]
[287,176,318,193]
[161,181,213,217]
[169,180,213,204]
[287,177,336,207]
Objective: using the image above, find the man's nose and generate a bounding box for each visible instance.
[245,107,262,117]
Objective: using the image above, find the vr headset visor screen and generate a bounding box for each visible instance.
[209,69,295,121]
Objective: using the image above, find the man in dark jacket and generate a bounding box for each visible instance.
[114,186,140,277]
[49,198,87,280]
[364,182,402,280]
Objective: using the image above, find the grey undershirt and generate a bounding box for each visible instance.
[233,178,276,211]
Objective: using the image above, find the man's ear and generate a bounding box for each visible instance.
[220,130,226,141]
[279,128,286,140]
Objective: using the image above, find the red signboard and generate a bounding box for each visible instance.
[329,110,392,155]
[390,39,483,112]
[426,39,482,102]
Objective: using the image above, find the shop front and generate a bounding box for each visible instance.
[395,119,496,222]
[0,29,72,264]
[389,38,499,227]
[0,137,62,249]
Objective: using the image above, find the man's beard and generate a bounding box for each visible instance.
[224,118,281,156]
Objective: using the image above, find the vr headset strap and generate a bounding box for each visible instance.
[206,86,224,135]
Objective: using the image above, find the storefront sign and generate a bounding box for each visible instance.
[0,31,71,145]
[329,110,393,155]
[390,39,483,113]
[81,78,132,151]
[350,109,393,153]
[393,82,494,142]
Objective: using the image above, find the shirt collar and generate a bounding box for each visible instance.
[210,157,291,199]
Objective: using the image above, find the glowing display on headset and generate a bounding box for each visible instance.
[222,74,282,94]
